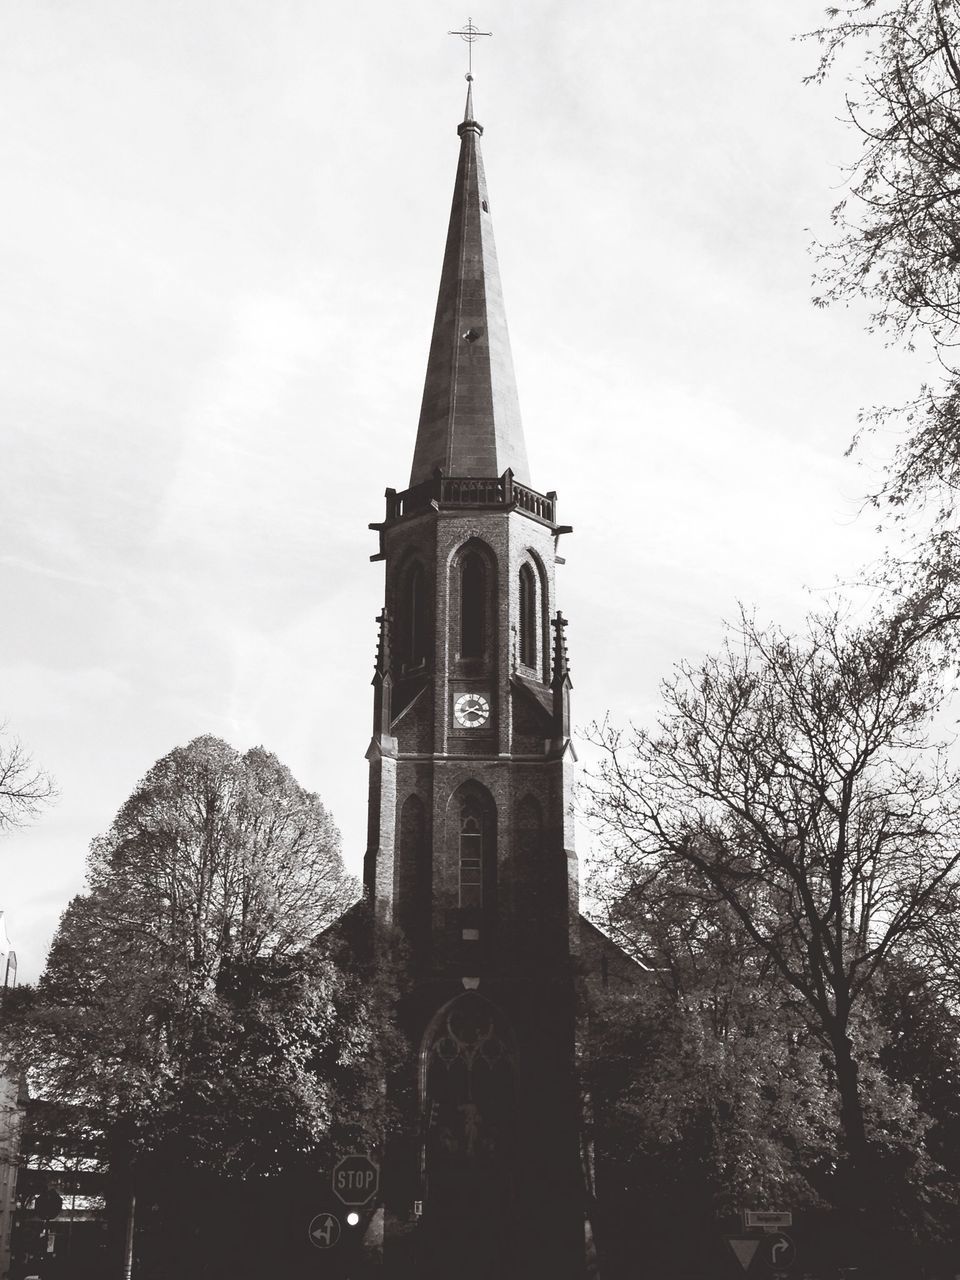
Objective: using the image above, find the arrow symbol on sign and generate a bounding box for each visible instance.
[773,1239,789,1261]
[308,1214,341,1249]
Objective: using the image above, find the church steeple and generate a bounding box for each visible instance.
[409,79,530,487]
[365,79,590,1277]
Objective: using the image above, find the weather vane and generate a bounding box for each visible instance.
[448,17,492,80]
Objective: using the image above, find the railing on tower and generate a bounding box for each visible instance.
[385,469,558,526]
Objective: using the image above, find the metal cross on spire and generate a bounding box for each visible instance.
[448,17,492,79]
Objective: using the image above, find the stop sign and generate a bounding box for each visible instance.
[332,1154,379,1207]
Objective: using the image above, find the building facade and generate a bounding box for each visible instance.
[364,81,592,1280]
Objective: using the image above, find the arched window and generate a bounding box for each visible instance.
[397,560,429,671]
[518,563,537,669]
[420,994,517,1238]
[450,783,496,919]
[460,553,485,659]
[459,812,483,907]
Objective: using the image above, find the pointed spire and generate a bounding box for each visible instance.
[409,80,531,487]
[462,75,476,128]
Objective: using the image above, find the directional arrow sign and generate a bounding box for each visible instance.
[308,1213,341,1250]
[767,1233,796,1269]
[727,1238,760,1272]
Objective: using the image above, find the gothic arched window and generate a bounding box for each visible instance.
[397,560,429,671]
[460,553,486,660]
[518,563,537,669]
[450,785,496,921]
[420,994,517,1235]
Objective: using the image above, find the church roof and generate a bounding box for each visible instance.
[409,79,531,487]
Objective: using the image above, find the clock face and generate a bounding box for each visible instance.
[454,692,491,729]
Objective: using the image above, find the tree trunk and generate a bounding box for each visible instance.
[105,1134,137,1280]
[121,1189,136,1280]
[831,1029,873,1212]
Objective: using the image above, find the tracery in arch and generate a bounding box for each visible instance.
[420,993,517,1205]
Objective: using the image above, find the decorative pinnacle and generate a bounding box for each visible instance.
[551,611,572,688]
[374,610,392,679]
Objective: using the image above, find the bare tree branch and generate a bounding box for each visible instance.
[0,721,57,832]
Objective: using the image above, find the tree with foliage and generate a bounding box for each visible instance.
[18,736,402,1279]
[584,870,837,1277]
[873,958,960,1185]
[0,722,55,832]
[583,606,960,1237]
[589,864,838,1205]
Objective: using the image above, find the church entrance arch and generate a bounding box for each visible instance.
[418,992,517,1275]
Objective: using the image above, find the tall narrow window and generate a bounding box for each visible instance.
[518,563,536,669]
[460,553,485,659]
[408,562,427,666]
[397,561,429,671]
[460,814,483,907]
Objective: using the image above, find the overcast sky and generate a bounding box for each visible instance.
[1,1,924,981]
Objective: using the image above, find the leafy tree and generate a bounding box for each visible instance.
[585,888,839,1254]
[584,861,942,1280]
[18,736,402,1279]
[583,606,960,1228]
[872,958,960,1188]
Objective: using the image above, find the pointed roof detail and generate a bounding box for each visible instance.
[409,80,530,487]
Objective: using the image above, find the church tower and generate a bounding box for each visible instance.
[364,80,588,1280]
